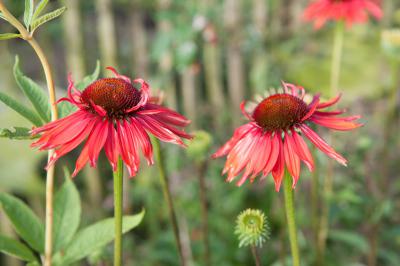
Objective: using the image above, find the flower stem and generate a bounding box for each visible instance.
[153,138,185,266]
[250,245,261,266]
[113,158,124,266]
[197,162,211,265]
[330,20,344,96]
[317,21,345,266]
[0,3,58,266]
[283,171,300,266]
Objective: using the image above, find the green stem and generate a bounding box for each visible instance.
[330,21,344,96]
[283,171,300,266]
[153,138,185,266]
[251,245,261,266]
[317,21,345,266]
[113,158,123,266]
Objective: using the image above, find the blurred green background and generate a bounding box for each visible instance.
[1,0,400,265]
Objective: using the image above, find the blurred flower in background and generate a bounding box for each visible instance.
[212,82,362,191]
[303,0,382,29]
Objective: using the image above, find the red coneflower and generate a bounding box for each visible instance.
[31,67,191,177]
[303,0,382,29]
[212,82,362,191]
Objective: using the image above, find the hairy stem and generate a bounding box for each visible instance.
[113,158,124,266]
[153,138,185,266]
[283,171,300,266]
[0,3,58,266]
[251,245,261,266]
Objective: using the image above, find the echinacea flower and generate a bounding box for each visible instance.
[31,67,192,177]
[303,0,382,29]
[212,82,362,191]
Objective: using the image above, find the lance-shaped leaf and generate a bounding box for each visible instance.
[0,193,45,253]
[0,33,21,41]
[31,7,66,33]
[23,0,34,28]
[59,210,145,265]
[14,56,51,122]
[0,235,37,262]
[32,0,49,21]
[52,173,81,254]
[0,127,38,140]
[58,61,100,117]
[0,92,43,126]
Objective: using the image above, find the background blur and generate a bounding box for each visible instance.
[1,0,400,265]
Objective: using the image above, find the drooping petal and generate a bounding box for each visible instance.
[212,123,257,158]
[283,131,301,188]
[291,128,314,171]
[309,115,363,131]
[300,124,347,166]
[137,115,187,147]
[46,117,98,169]
[271,133,284,192]
[130,117,154,165]
[104,121,120,171]
[87,120,109,167]
[261,132,280,177]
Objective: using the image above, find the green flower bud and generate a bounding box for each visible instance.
[235,208,269,248]
[381,29,400,61]
[185,130,212,162]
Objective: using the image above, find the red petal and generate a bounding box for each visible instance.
[300,124,347,166]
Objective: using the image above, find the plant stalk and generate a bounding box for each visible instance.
[283,171,300,266]
[153,138,185,266]
[197,162,211,265]
[113,158,124,266]
[0,3,58,266]
[251,245,261,266]
[317,21,344,266]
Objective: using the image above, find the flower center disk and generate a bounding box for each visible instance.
[252,94,308,131]
[81,78,141,117]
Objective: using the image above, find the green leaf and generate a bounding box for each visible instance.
[23,0,34,28]
[31,7,67,33]
[75,61,100,90]
[58,61,100,117]
[0,12,7,21]
[0,234,37,262]
[53,173,81,254]
[329,229,368,254]
[32,0,49,21]
[14,56,51,122]
[60,210,145,265]
[0,127,37,140]
[0,33,21,40]
[0,92,43,126]
[0,193,44,253]
[26,262,41,266]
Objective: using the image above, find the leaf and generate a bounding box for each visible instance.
[58,61,100,117]
[32,0,49,21]
[60,210,145,265]
[52,173,81,254]
[0,33,21,40]
[31,7,67,33]
[0,234,37,262]
[0,127,38,140]
[23,0,34,28]
[75,61,100,90]
[329,229,368,254]
[14,56,51,122]
[0,193,44,253]
[0,91,43,126]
